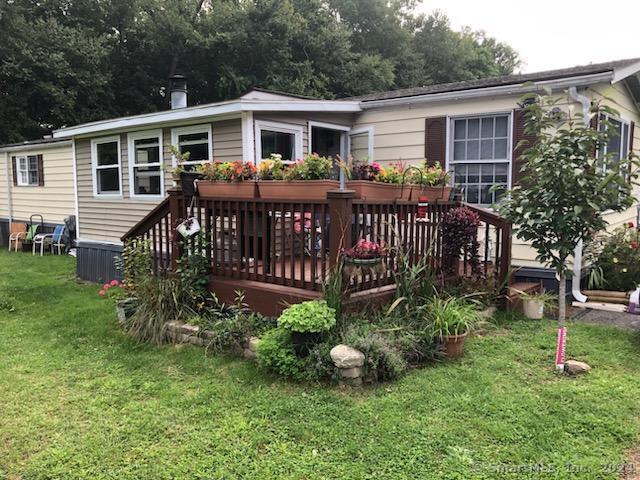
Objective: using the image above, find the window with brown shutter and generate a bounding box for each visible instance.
[511,109,537,187]
[424,116,447,166]
[11,156,17,186]
[37,154,44,186]
[14,155,41,186]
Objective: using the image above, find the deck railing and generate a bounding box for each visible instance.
[122,187,512,299]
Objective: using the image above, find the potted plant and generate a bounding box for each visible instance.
[277,299,336,355]
[518,290,556,320]
[425,297,480,358]
[99,279,137,325]
[167,146,203,196]
[196,160,258,198]
[257,153,339,200]
[342,238,386,276]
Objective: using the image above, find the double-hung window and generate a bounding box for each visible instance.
[598,113,631,174]
[128,130,163,198]
[91,136,122,197]
[255,120,303,163]
[16,156,39,186]
[171,125,212,171]
[449,114,511,205]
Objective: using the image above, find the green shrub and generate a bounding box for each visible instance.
[277,300,336,333]
[196,311,275,354]
[304,341,338,381]
[283,153,333,181]
[343,326,407,382]
[587,223,640,291]
[256,328,306,379]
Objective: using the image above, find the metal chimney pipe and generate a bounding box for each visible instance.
[169,74,187,109]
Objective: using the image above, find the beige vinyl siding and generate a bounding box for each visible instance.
[77,118,242,243]
[253,112,354,157]
[5,144,75,224]
[0,153,8,218]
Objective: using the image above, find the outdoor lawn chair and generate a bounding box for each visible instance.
[32,225,66,256]
[8,222,27,252]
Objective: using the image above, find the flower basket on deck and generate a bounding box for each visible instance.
[342,239,387,278]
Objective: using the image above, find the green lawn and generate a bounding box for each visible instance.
[1,251,640,479]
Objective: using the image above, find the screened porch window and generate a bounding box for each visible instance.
[449,114,511,205]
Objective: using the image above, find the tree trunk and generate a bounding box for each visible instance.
[558,271,566,326]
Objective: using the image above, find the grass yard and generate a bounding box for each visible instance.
[1,251,640,479]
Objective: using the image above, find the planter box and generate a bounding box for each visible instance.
[347,181,452,202]
[257,180,340,200]
[197,181,258,198]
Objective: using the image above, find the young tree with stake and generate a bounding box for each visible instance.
[497,92,638,370]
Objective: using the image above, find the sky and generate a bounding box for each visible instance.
[416,0,640,73]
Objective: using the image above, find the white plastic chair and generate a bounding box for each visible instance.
[32,225,65,256]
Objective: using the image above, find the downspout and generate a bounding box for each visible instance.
[569,86,590,303]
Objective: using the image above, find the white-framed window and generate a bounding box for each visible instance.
[255,120,303,163]
[128,129,164,199]
[16,155,39,186]
[348,126,374,162]
[598,113,631,172]
[171,124,213,170]
[91,136,122,197]
[448,113,512,205]
[308,121,350,158]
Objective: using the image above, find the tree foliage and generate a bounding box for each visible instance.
[0,0,520,143]
[497,93,639,321]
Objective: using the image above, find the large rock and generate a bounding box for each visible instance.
[565,360,591,375]
[330,344,365,369]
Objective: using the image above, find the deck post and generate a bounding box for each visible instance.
[167,187,183,269]
[327,189,355,269]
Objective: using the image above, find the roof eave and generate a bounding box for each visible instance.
[53,99,361,139]
[0,139,72,153]
[360,71,616,109]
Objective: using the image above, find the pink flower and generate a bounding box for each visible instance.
[102,283,110,290]
[629,222,635,228]
[98,290,106,297]
[110,279,119,286]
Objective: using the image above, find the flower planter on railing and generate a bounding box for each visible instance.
[347,181,452,202]
[258,180,340,200]
[197,181,258,198]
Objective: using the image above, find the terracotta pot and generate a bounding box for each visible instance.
[197,181,258,198]
[522,299,544,319]
[257,180,340,200]
[442,331,468,358]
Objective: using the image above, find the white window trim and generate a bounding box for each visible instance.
[127,129,165,200]
[308,121,351,158]
[348,126,375,162]
[16,155,39,187]
[598,113,631,165]
[255,120,304,164]
[170,124,213,167]
[91,136,123,198]
[445,111,513,204]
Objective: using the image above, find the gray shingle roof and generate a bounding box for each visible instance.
[349,57,640,102]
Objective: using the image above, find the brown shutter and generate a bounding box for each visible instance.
[37,154,44,186]
[628,121,635,182]
[424,116,447,166]
[11,156,17,185]
[511,109,537,186]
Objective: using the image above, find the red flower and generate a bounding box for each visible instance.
[629,222,635,228]
[110,279,119,286]
[631,240,638,249]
